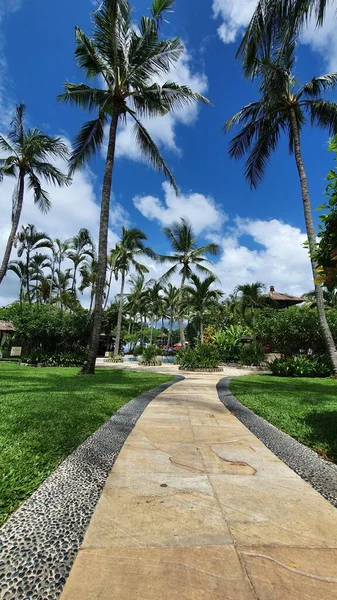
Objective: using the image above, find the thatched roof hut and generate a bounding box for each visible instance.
[0,321,16,333]
[266,286,304,309]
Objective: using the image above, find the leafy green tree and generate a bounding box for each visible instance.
[0,104,69,284]
[143,281,164,343]
[226,42,337,373]
[7,260,27,306]
[59,0,209,374]
[29,253,52,303]
[160,218,220,349]
[235,281,268,323]
[67,228,94,297]
[111,228,153,355]
[183,274,222,343]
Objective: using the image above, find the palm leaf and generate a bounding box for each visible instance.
[68,113,108,174]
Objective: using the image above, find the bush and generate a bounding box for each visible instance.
[270,356,332,378]
[133,345,144,356]
[139,345,162,366]
[212,325,250,362]
[240,342,265,366]
[254,306,337,357]
[22,350,86,367]
[177,344,220,370]
[104,353,123,363]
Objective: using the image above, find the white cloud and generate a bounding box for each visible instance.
[133,181,226,235]
[301,4,337,71]
[213,217,312,296]
[115,47,208,161]
[212,0,256,44]
[0,0,22,127]
[0,139,126,306]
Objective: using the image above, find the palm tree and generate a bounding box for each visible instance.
[79,258,98,313]
[225,43,337,372]
[126,273,147,332]
[302,288,337,309]
[235,282,267,322]
[16,225,52,305]
[59,0,210,374]
[53,268,73,310]
[49,238,71,302]
[0,104,69,284]
[182,274,223,343]
[238,0,332,76]
[8,260,27,306]
[144,281,163,343]
[111,227,154,355]
[162,283,180,348]
[29,253,52,303]
[160,218,220,349]
[67,228,94,297]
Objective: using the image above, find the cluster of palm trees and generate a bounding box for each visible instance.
[8,225,95,309]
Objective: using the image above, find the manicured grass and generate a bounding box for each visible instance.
[0,362,173,526]
[230,375,337,463]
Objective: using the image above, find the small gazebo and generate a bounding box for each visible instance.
[266,286,304,309]
[0,321,16,358]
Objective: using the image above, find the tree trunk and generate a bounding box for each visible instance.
[26,249,31,305]
[104,263,113,310]
[114,270,125,356]
[82,113,119,374]
[0,172,25,284]
[49,261,55,303]
[289,108,337,374]
[200,315,204,344]
[167,311,173,348]
[178,272,186,349]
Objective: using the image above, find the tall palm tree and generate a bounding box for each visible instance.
[160,218,220,349]
[67,228,94,297]
[162,283,180,348]
[111,227,154,355]
[29,253,52,303]
[79,258,98,313]
[144,281,163,343]
[16,225,52,305]
[225,43,337,372]
[0,104,69,284]
[53,268,73,311]
[238,0,332,76]
[182,274,223,343]
[235,282,267,322]
[8,260,27,306]
[59,0,209,374]
[49,238,71,302]
[126,273,148,331]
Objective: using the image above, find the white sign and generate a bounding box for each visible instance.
[10,346,22,357]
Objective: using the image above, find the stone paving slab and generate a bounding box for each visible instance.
[60,374,337,599]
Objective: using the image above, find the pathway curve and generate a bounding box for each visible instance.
[60,374,337,599]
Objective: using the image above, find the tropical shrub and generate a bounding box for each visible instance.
[270,356,331,378]
[139,345,161,366]
[104,353,123,363]
[239,342,265,366]
[254,306,337,357]
[22,350,86,367]
[0,303,90,355]
[133,345,144,356]
[212,325,249,362]
[177,344,220,370]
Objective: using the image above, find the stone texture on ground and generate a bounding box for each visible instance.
[60,374,337,600]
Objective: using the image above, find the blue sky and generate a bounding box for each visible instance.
[1,0,336,304]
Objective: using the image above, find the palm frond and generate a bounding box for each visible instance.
[306,99,337,135]
[299,73,337,97]
[126,107,178,193]
[27,172,52,213]
[69,113,107,174]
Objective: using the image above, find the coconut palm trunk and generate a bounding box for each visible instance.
[289,108,337,373]
[200,315,204,344]
[114,269,125,356]
[168,311,173,348]
[82,113,119,373]
[0,172,24,284]
[179,272,186,349]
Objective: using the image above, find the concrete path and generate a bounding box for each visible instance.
[60,374,337,600]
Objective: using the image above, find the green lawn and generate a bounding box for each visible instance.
[230,375,337,463]
[0,362,172,526]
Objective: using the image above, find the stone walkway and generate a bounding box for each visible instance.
[60,374,337,599]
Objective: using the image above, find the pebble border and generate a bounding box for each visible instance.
[0,376,182,600]
[217,377,337,508]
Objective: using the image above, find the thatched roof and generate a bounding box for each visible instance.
[0,320,16,332]
[266,286,304,308]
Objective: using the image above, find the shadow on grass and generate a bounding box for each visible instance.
[304,411,337,462]
[231,376,337,399]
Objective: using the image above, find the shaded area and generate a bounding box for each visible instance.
[230,375,337,462]
[0,362,173,525]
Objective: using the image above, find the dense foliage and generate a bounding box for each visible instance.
[139,344,161,366]
[254,306,337,356]
[316,136,337,290]
[239,341,265,366]
[211,325,249,362]
[0,303,90,355]
[270,356,331,378]
[177,344,220,370]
